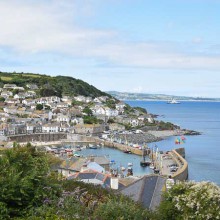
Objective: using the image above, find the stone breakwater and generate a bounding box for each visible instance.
[114,133,162,145]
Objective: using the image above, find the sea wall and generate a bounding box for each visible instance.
[8,133,67,143]
[170,148,188,181]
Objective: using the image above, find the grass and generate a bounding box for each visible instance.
[1,76,13,81]
[22,74,41,78]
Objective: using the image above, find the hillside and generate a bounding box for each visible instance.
[0,71,108,98]
[108,91,220,101]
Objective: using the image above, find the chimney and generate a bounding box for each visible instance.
[111,177,119,190]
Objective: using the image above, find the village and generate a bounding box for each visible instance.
[0,82,188,210]
[0,83,160,141]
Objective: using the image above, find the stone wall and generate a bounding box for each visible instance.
[171,148,188,181]
[8,133,67,143]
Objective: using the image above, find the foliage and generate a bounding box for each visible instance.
[72,99,84,106]
[157,121,179,130]
[83,115,101,124]
[124,104,135,114]
[107,118,115,124]
[0,71,109,98]
[155,181,220,220]
[134,106,148,114]
[93,198,150,220]
[83,106,93,116]
[0,97,5,102]
[105,99,116,109]
[0,143,61,219]
[36,104,43,110]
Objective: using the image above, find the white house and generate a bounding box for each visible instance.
[42,123,60,133]
[14,92,26,99]
[57,102,69,108]
[22,99,36,106]
[5,98,20,104]
[56,113,70,123]
[105,108,119,117]
[1,91,13,98]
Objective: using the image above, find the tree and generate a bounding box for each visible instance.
[83,106,93,116]
[36,104,43,110]
[0,97,5,102]
[0,144,61,218]
[156,181,220,220]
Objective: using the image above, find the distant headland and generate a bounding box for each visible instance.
[107,91,220,102]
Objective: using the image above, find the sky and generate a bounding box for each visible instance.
[0,0,220,98]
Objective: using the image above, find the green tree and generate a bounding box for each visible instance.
[0,144,61,218]
[0,97,5,102]
[36,104,43,110]
[83,106,93,116]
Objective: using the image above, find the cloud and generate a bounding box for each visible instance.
[0,0,220,71]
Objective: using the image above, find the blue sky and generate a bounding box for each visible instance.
[0,0,220,97]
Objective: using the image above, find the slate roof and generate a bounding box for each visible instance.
[120,175,166,210]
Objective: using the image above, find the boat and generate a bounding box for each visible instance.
[128,162,133,167]
[88,144,97,149]
[121,166,126,171]
[149,163,155,169]
[140,145,151,167]
[124,149,132,154]
[167,98,180,104]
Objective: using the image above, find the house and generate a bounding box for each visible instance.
[74,95,86,102]
[7,124,27,135]
[26,91,36,98]
[58,156,110,177]
[42,123,60,133]
[14,92,26,99]
[116,102,126,113]
[0,123,8,136]
[109,123,125,131]
[1,91,13,98]
[22,99,36,106]
[3,105,19,114]
[120,175,166,210]
[67,170,115,188]
[60,123,70,132]
[57,102,69,108]
[61,96,71,102]
[93,97,102,103]
[3,84,17,89]
[26,123,35,134]
[56,113,70,123]
[74,124,105,135]
[71,117,84,125]
[129,118,139,127]
[105,107,119,117]
[26,84,39,90]
[91,105,105,115]
[5,98,20,104]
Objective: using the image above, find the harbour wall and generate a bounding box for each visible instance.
[170,148,188,181]
[8,133,68,143]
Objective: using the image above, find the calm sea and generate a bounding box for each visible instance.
[126,101,220,185]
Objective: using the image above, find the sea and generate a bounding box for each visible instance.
[78,101,220,185]
[126,101,220,185]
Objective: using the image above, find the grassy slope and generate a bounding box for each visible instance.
[0,71,108,98]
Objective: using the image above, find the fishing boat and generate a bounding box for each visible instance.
[140,145,151,167]
[88,144,97,149]
[124,149,132,154]
[167,98,181,104]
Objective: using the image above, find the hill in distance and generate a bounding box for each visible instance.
[108,91,220,102]
[0,71,108,98]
